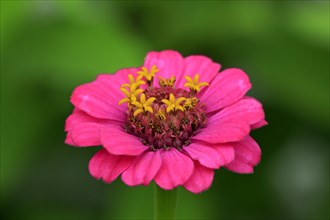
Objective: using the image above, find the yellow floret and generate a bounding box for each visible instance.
[131,93,156,116]
[184,74,209,93]
[121,74,145,89]
[161,93,186,113]
[118,84,144,105]
[137,65,159,82]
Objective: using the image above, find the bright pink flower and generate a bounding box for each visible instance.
[65,50,267,193]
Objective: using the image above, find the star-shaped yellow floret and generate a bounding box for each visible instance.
[121,74,145,89]
[118,84,144,105]
[184,74,209,93]
[137,65,159,82]
[161,93,186,113]
[131,93,156,116]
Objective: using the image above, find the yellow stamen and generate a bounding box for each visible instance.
[156,109,166,120]
[184,74,209,93]
[161,93,186,113]
[121,74,145,89]
[183,97,199,110]
[118,84,144,105]
[137,65,159,82]
[159,75,176,87]
[131,93,156,116]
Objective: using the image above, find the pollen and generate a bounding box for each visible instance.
[184,74,209,93]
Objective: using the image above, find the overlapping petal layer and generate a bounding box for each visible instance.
[225,136,261,174]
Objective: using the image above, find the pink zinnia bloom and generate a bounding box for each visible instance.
[65,50,267,193]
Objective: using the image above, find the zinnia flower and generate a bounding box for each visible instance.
[65,50,267,193]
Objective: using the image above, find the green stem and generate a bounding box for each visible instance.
[154,184,178,220]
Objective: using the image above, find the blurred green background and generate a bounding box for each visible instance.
[1,1,329,220]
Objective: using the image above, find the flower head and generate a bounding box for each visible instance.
[65,50,267,193]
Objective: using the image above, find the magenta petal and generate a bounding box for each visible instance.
[225,136,261,174]
[192,120,250,144]
[154,148,194,190]
[89,149,134,183]
[122,150,162,186]
[251,119,268,130]
[211,97,265,126]
[65,109,121,147]
[144,50,184,86]
[183,162,214,194]
[97,67,140,87]
[193,97,265,144]
[71,83,125,121]
[100,126,149,156]
[199,68,251,113]
[184,142,234,169]
[213,144,235,166]
[64,134,75,145]
[65,109,103,147]
[71,67,138,121]
[69,122,101,146]
[65,108,99,132]
[65,108,115,132]
[176,55,221,88]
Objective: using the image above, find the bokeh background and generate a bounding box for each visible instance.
[1,1,329,220]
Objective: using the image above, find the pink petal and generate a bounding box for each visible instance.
[208,97,265,126]
[193,97,265,144]
[65,109,121,147]
[65,134,75,145]
[183,162,214,194]
[65,109,102,146]
[65,108,118,132]
[144,50,184,86]
[199,68,251,113]
[184,141,234,169]
[192,120,250,144]
[89,149,134,183]
[69,122,101,146]
[70,68,138,121]
[176,55,221,88]
[154,148,194,190]
[225,136,261,174]
[121,150,162,186]
[65,108,98,132]
[251,119,268,130]
[100,126,149,156]
[97,67,140,87]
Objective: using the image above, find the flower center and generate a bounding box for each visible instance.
[119,65,209,151]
